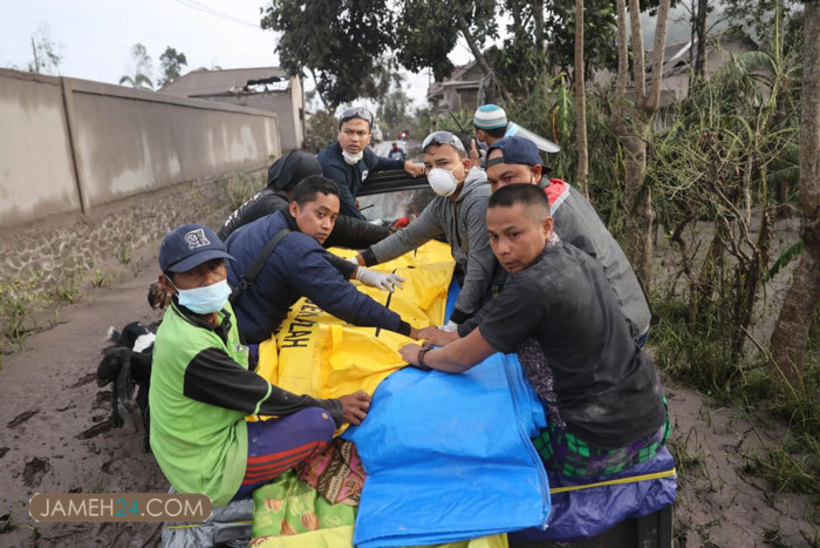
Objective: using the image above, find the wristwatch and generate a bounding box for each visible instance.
[416,346,434,371]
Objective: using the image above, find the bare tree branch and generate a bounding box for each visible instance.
[647,0,672,112]
[612,0,629,133]
[628,0,646,104]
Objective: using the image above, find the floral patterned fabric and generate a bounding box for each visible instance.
[251,470,356,547]
[297,438,365,506]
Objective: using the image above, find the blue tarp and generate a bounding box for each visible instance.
[342,353,550,547]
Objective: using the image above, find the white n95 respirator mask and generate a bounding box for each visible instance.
[427,167,460,196]
[342,150,364,165]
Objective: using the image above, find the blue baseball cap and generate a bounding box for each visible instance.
[159,223,234,273]
[486,136,541,167]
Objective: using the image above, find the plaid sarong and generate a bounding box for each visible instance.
[532,406,670,477]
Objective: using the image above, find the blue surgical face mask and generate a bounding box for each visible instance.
[174,279,232,314]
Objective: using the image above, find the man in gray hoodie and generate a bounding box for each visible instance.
[422,136,651,347]
[351,131,502,331]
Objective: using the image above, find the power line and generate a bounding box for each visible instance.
[169,0,262,29]
[172,0,260,28]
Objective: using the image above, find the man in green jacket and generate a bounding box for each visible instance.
[149,223,369,506]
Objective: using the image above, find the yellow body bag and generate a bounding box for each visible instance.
[252,241,454,432]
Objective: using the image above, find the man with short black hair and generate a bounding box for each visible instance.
[225,176,418,344]
[401,184,668,478]
[150,223,371,507]
[318,107,424,219]
[351,131,503,332]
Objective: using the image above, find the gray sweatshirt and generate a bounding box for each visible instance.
[361,167,499,323]
[544,179,651,340]
[457,178,651,342]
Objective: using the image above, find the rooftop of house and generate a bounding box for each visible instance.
[427,59,483,99]
[160,66,291,97]
[646,32,759,77]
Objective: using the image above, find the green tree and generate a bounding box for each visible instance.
[263,0,514,106]
[119,43,153,90]
[27,26,62,76]
[303,109,339,153]
[394,0,618,101]
[539,0,618,79]
[394,1,516,104]
[158,46,187,87]
[261,0,396,110]
[652,48,800,369]
[394,1,499,81]
[263,0,634,109]
[721,0,802,43]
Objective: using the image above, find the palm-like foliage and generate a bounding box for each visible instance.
[118,73,153,90]
[119,43,154,91]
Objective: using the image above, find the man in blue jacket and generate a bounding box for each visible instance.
[224,175,418,344]
[318,106,425,219]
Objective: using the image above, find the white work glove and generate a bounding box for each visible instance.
[439,320,459,332]
[356,267,405,292]
[347,255,360,264]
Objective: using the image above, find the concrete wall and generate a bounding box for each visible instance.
[0,72,82,225]
[289,76,305,151]
[207,78,305,152]
[0,171,266,350]
[0,68,281,230]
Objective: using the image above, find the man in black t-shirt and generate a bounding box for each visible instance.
[400,184,668,477]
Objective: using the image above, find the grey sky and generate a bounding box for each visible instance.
[0,0,464,110]
[3,0,698,114]
[2,1,275,84]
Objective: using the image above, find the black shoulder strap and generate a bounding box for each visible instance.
[229,229,290,304]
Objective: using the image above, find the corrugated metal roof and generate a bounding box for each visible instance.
[646,33,759,77]
[160,67,290,97]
